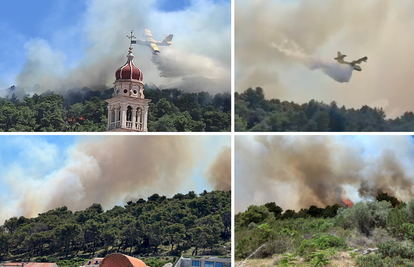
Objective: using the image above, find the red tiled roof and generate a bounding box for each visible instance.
[100,253,148,267]
[25,263,57,267]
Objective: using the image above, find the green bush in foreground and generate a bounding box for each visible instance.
[356,253,414,267]
[298,234,348,262]
[377,240,414,260]
[356,240,414,267]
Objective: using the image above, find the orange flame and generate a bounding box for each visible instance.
[68,117,85,122]
[342,198,352,207]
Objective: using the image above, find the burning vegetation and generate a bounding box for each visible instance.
[342,198,353,208]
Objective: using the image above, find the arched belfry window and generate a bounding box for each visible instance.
[126,106,132,121]
[111,109,115,122]
[136,107,142,123]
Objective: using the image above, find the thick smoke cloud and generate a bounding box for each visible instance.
[205,146,231,191]
[11,0,230,95]
[0,136,231,224]
[151,47,230,92]
[236,0,414,117]
[235,135,414,213]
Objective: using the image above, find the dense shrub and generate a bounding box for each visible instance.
[404,198,414,223]
[356,254,384,267]
[357,254,414,267]
[387,208,409,239]
[247,222,257,230]
[240,205,273,227]
[297,234,348,261]
[370,227,394,246]
[335,201,392,235]
[377,240,414,259]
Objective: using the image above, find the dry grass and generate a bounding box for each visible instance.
[235,258,275,267]
[235,251,359,267]
[328,251,357,267]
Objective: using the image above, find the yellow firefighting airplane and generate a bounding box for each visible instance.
[133,28,173,54]
[334,52,368,71]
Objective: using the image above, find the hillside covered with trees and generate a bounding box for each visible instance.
[235,193,414,266]
[0,190,231,263]
[0,86,231,132]
[235,87,414,132]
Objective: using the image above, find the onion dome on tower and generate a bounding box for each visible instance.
[115,49,143,82]
[112,46,145,99]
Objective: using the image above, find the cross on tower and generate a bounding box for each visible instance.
[126,30,137,50]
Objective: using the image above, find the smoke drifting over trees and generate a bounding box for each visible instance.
[236,0,414,117]
[235,135,414,213]
[0,136,231,224]
[9,0,230,95]
[205,146,231,191]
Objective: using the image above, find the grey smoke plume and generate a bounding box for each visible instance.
[235,0,414,117]
[151,47,230,92]
[0,136,231,223]
[235,135,414,213]
[11,0,230,95]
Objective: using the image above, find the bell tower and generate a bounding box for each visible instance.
[106,31,151,132]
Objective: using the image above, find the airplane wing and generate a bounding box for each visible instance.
[144,28,155,42]
[150,43,160,54]
[351,56,368,65]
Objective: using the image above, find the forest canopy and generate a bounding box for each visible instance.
[0,190,231,262]
[0,85,231,132]
[235,87,414,132]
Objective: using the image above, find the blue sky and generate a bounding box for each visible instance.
[0,1,86,86]
[0,0,231,91]
[0,135,230,223]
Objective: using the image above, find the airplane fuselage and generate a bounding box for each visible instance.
[136,39,172,54]
[337,61,362,71]
[136,39,171,46]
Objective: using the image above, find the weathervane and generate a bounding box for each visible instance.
[126,30,137,50]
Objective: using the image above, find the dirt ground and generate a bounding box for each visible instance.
[235,251,358,266]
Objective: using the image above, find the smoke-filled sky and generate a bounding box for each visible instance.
[0,0,230,95]
[235,0,414,117]
[0,135,230,224]
[235,135,414,213]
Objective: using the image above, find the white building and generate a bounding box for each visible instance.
[175,257,231,267]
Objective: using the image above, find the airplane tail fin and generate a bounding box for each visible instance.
[162,34,173,45]
[334,51,346,62]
